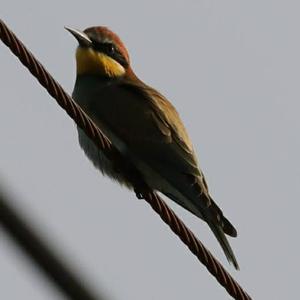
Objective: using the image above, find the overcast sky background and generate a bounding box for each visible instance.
[1,1,299,299]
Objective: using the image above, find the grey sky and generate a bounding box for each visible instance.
[1,1,299,299]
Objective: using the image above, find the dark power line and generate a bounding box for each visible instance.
[0,186,107,300]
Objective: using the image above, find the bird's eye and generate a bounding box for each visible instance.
[104,43,116,55]
[92,40,116,56]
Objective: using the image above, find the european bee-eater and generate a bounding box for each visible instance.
[66,26,239,269]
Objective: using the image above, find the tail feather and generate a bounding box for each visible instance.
[162,192,239,269]
[209,199,237,237]
[208,221,239,270]
[222,217,238,237]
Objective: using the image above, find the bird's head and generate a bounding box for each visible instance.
[66,26,130,78]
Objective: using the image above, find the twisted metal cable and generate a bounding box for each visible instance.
[0,19,252,300]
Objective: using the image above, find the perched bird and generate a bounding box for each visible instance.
[66,26,239,269]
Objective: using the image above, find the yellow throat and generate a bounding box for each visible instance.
[76,47,126,77]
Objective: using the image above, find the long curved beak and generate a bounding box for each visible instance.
[65,27,92,47]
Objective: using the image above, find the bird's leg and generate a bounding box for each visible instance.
[133,183,152,200]
[134,188,144,199]
[111,151,150,200]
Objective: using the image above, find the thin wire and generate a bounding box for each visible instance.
[0,19,252,300]
[0,185,106,300]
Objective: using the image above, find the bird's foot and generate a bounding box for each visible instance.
[134,188,145,200]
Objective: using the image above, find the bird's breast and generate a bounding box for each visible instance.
[76,127,133,188]
[72,76,133,188]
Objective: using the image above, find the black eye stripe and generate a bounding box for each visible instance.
[90,39,128,68]
[91,41,112,53]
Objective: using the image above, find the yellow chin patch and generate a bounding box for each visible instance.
[76,47,126,77]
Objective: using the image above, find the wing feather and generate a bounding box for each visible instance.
[84,77,210,206]
[77,75,236,236]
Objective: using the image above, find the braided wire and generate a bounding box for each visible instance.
[0,19,252,300]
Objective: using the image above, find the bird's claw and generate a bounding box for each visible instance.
[134,188,145,200]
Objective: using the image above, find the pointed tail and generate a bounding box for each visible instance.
[208,220,239,270]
